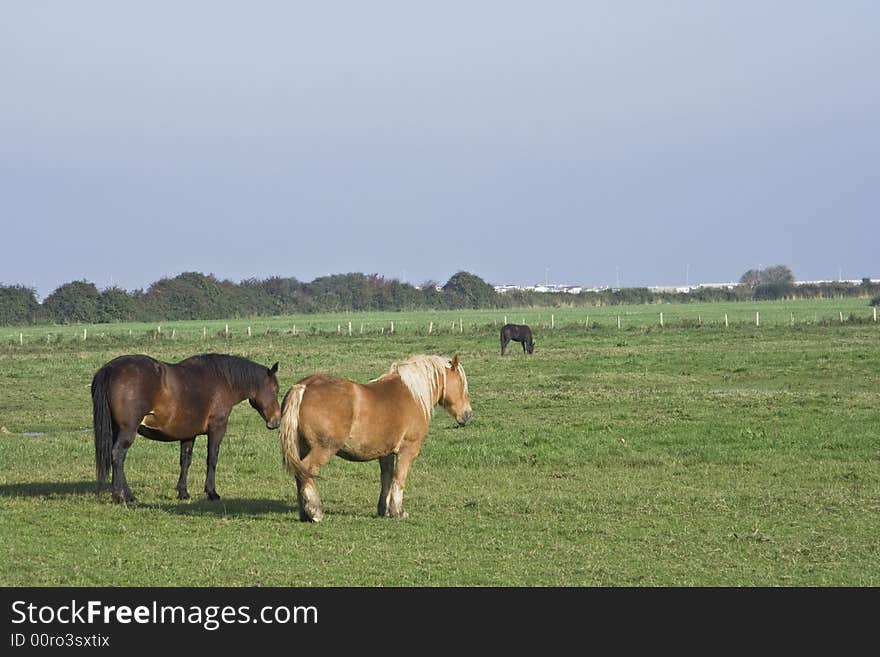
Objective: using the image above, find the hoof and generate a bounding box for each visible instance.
[112,491,135,504]
[177,490,190,500]
[206,491,221,501]
[299,508,323,522]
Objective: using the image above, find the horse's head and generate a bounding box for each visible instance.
[442,354,472,426]
[527,339,535,354]
[250,362,282,429]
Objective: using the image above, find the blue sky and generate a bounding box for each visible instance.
[2,2,878,299]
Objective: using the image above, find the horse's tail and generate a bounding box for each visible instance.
[91,366,114,486]
[279,384,308,481]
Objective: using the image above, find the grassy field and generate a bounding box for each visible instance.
[1,299,878,586]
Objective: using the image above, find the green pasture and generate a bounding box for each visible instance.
[0,299,878,586]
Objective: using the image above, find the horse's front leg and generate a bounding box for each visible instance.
[204,419,228,501]
[388,443,422,518]
[377,454,396,517]
[176,438,195,500]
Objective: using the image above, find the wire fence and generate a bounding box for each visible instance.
[2,302,877,347]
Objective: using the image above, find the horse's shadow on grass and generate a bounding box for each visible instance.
[0,481,291,516]
[0,481,97,498]
[139,497,291,517]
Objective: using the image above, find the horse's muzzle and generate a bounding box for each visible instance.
[457,409,473,426]
[266,417,281,430]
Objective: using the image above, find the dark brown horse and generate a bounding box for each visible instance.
[501,323,534,355]
[279,354,472,521]
[92,353,281,503]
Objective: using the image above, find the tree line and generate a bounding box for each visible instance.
[1,267,878,325]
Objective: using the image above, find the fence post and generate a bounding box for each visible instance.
[248,326,252,337]
[617,315,621,329]
[293,325,297,336]
[874,307,877,322]
[172,329,176,339]
[225,324,229,338]
[659,312,663,327]
[390,321,394,334]
[460,318,463,333]
[839,311,844,323]
[203,327,207,339]
[755,312,760,327]
[551,314,555,329]
[349,321,352,336]
[83,328,87,340]
[428,321,433,334]
[19,332,23,345]
[585,316,589,328]
[724,313,729,328]
[790,312,794,327]
[504,315,507,324]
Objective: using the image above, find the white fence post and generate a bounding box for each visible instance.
[428,321,433,334]
[659,312,663,327]
[617,315,621,329]
[349,321,352,336]
[551,314,555,329]
[724,313,729,328]
[755,312,760,327]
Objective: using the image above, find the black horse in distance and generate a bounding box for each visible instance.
[500,324,534,355]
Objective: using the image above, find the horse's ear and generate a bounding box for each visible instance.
[451,354,459,369]
[269,362,279,375]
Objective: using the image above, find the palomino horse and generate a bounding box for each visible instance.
[279,354,472,521]
[92,353,281,503]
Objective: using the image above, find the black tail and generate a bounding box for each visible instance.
[91,366,114,485]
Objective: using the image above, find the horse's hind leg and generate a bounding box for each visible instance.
[111,426,137,504]
[501,336,508,355]
[377,454,396,517]
[176,439,195,500]
[296,445,334,522]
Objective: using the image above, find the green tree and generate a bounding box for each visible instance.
[42,281,100,323]
[141,272,228,320]
[97,287,137,322]
[0,284,40,325]
[442,271,498,309]
[739,264,794,288]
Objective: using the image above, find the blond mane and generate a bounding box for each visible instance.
[375,354,468,420]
